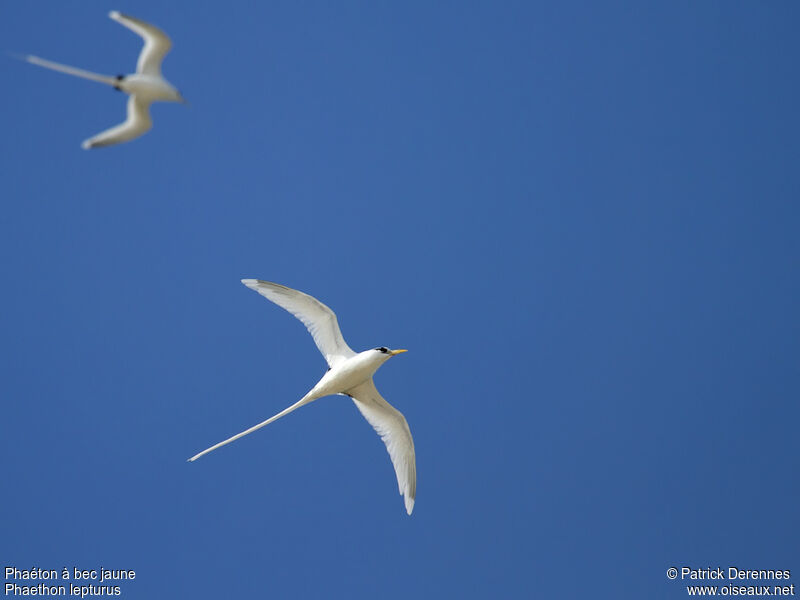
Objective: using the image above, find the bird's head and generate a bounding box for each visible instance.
[374,347,408,361]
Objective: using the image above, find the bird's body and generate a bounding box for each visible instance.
[314,349,392,396]
[189,280,417,515]
[20,11,184,149]
[114,72,181,103]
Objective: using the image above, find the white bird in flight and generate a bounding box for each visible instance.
[20,11,185,149]
[189,280,418,515]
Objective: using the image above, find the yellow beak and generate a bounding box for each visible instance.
[390,349,408,356]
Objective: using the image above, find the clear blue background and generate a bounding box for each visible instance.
[1,2,798,598]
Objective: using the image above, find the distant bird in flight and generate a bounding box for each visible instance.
[20,11,185,149]
[189,280,417,516]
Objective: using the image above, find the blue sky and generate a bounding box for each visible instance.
[1,1,798,598]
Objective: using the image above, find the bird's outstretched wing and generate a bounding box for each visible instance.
[82,95,152,149]
[241,279,356,367]
[347,378,416,515]
[109,11,172,76]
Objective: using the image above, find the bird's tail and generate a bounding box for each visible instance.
[19,54,120,87]
[187,393,318,462]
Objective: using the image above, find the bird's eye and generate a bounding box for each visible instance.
[376,347,388,353]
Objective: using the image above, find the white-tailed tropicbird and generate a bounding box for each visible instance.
[20,11,185,149]
[189,279,417,515]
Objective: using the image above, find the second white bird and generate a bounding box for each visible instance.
[22,11,185,149]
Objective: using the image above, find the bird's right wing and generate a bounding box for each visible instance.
[82,95,152,149]
[241,280,356,367]
[347,378,417,515]
[109,11,172,76]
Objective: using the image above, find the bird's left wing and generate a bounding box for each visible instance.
[82,95,152,149]
[241,279,356,367]
[347,378,417,515]
[109,11,172,76]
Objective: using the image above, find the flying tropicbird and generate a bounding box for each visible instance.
[21,11,185,149]
[189,280,418,515]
